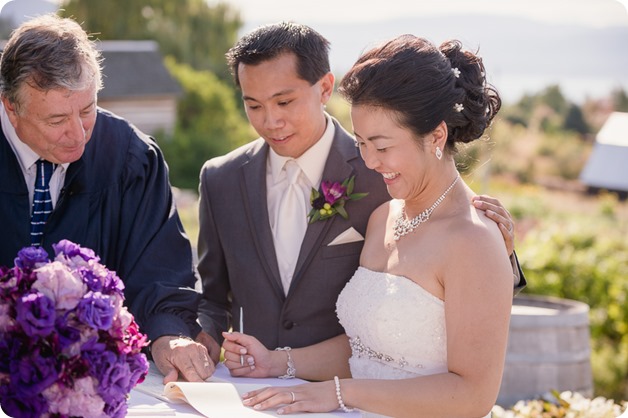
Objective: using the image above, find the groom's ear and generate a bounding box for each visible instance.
[319,72,335,105]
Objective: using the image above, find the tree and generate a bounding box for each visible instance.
[158,58,253,189]
[563,103,589,135]
[539,85,569,116]
[58,0,251,188]
[59,0,242,80]
[612,87,628,112]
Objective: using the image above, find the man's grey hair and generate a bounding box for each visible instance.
[0,13,103,112]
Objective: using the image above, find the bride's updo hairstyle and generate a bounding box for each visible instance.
[338,35,501,153]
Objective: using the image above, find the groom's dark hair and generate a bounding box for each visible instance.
[226,21,331,88]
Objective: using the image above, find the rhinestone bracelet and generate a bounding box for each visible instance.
[334,376,355,412]
[275,347,296,379]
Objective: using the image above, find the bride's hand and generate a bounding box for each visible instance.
[241,381,339,414]
[221,331,274,378]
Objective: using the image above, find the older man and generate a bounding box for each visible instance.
[0,14,215,383]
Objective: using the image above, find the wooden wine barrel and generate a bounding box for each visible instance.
[497,294,593,407]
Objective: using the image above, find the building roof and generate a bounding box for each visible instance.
[579,112,628,192]
[0,39,182,100]
[98,41,182,100]
[595,111,628,147]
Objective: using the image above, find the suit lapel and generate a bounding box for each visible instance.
[241,142,285,296]
[291,122,357,290]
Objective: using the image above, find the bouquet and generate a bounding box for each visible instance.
[0,240,149,418]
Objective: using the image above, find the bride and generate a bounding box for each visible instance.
[221,35,514,418]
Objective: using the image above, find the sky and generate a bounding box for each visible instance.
[213,0,628,28]
[2,0,627,103]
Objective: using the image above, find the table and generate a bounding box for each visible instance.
[127,362,361,417]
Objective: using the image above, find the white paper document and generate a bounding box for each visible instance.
[134,362,353,417]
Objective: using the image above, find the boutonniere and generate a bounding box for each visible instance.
[307,175,369,224]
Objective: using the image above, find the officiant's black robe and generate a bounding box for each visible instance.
[0,108,202,342]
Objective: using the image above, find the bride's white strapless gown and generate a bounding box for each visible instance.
[336,267,490,418]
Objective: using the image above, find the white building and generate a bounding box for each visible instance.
[580,111,628,198]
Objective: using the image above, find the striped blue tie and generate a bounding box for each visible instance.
[30,159,55,247]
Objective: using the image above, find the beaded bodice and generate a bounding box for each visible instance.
[336,267,448,417]
[337,266,448,377]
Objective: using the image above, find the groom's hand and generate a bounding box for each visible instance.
[472,195,515,256]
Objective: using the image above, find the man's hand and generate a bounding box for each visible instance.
[472,195,515,256]
[151,335,215,384]
[195,330,222,364]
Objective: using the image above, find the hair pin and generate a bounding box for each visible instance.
[452,67,461,78]
[454,103,464,112]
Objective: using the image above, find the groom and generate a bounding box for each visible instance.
[197,22,524,361]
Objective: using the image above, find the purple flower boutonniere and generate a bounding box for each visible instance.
[307,175,369,224]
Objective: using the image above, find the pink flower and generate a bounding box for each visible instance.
[44,378,107,418]
[32,261,86,310]
[0,303,14,332]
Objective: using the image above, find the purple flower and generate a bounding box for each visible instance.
[55,315,82,351]
[105,396,129,418]
[85,349,131,405]
[0,386,48,418]
[126,352,149,388]
[321,180,347,205]
[10,347,58,394]
[14,246,49,270]
[53,239,99,263]
[76,291,115,330]
[308,176,368,224]
[80,262,125,296]
[15,292,56,337]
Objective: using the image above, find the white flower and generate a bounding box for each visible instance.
[33,261,87,310]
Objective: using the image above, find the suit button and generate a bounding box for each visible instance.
[283,320,294,330]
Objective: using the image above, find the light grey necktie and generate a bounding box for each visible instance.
[274,160,308,294]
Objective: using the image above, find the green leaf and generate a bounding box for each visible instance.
[346,176,356,195]
[308,211,321,224]
[349,192,369,201]
[336,205,349,219]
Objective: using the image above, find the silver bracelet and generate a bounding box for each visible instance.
[275,347,296,379]
[334,376,355,412]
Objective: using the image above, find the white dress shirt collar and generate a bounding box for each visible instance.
[268,113,335,188]
[1,103,40,172]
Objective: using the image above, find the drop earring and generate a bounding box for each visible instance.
[435,146,443,160]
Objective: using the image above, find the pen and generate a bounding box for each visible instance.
[239,306,245,366]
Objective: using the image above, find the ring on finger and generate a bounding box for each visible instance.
[290,391,296,404]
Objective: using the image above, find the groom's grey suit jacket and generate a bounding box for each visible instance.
[197,119,391,349]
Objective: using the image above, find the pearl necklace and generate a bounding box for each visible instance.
[393,175,460,241]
